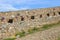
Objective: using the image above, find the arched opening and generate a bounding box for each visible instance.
[58,12,60,15]
[8,19,13,23]
[53,12,56,16]
[40,15,42,18]
[47,13,50,17]
[21,16,24,21]
[31,16,35,19]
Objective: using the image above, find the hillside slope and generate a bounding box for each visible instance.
[16,25,60,40]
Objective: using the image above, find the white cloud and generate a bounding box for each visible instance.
[0,0,31,12]
[0,0,60,12]
[0,4,19,12]
[0,3,30,12]
[19,7,30,10]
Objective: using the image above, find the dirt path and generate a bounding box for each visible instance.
[16,26,60,40]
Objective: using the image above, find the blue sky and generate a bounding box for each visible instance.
[0,0,60,12]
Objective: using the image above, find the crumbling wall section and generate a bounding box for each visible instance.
[0,7,60,39]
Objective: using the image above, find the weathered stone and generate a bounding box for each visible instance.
[0,7,60,39]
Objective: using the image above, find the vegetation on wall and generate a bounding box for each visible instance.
[3,21,60,40]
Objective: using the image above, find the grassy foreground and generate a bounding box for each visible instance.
[4,21,60,40]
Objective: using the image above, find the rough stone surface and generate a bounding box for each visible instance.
[17,26,60,40]
[0,7,60,39]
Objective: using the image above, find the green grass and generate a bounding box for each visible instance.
[58,38,60,40]
[41,21,60,31]
[41,24,55,30]
[4,38,16,40]
[15,30,26,37]
[4,21,60,40]
[28,27,39,34]
[57,36,60,40]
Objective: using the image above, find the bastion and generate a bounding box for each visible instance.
[0,7,60,39]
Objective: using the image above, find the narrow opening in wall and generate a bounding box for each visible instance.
[53,12,56,16]
[47,13,50,17]
[21,16,24,21]
[40,15,42,18]
[0,28,2,30]
[58,12,60,15]
[8,19,13,23]
[31,16,35,19]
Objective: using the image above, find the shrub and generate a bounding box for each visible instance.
[15,30,26,37]
[28,27,39,34]
[4,38,16,40]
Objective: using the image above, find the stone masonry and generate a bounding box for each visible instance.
[0,7,60,39]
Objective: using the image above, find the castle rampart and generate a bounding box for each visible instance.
[0,7,60,39]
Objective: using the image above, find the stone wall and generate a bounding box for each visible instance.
[0,7,60,39]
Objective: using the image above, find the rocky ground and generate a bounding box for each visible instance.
[15,25,60,40]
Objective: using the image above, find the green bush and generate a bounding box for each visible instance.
[4,38,16,40]
[41,24,51,30]
[57,35,60,40]
[28,28,34,34]
[15,30,26,37]
[41,23,56,31]
[33,27,39,31]
[58,36,60,40]
[4,21,60,40]
[28,27,39,34]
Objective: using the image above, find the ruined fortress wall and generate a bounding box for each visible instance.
[0,7,60,39]
[0,7,60,33]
